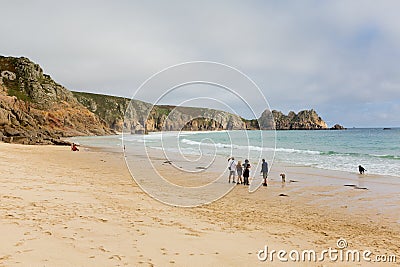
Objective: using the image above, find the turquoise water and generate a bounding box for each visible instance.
[273,128,400,176]
[72,128,400,177]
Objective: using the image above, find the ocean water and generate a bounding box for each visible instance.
[72,128,400,177]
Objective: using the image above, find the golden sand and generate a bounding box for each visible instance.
[0,143,399,266]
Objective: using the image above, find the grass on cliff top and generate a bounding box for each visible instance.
[73,91,173,117]
[154,105,172,116]
[72,91,129,102]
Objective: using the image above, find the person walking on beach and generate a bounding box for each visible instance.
[228,157,236,183]
[243,162,250,186]
[358,165,366,174]
[236,161,243,184]
[261,159,268,186]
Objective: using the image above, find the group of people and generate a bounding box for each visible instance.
[228,157,367,187]
[227,157,269,186]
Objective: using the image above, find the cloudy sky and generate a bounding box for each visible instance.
[1,0,400,127]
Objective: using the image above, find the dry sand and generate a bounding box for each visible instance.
[0,142,399,266]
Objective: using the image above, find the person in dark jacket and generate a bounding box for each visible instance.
[261,159,268,186]
[243,162,250,186]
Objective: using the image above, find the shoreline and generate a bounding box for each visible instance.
[0,142,399,266]
[69,130,400,178]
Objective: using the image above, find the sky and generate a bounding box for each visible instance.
[1,0,400,127]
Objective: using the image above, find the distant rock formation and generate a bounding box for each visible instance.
[258,109,328,130]
[0,56,111,144]
[330,124,346,130]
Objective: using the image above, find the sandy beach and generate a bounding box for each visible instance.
[0,142,399,266]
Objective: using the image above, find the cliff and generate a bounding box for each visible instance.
[73,92,247,133]
[0,56,111,144]
[73,91,329,132]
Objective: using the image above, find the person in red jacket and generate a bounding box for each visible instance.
[71,143,79,152]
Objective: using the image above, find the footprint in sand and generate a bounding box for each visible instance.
[15,241,24,247]
[109,255,122,260]
[0,255,12,261]
[99,246,110,252]
[2,195,23,200]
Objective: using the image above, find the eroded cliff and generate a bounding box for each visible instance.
[0,56,111,144]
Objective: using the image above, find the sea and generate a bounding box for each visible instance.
[71,128,400,178]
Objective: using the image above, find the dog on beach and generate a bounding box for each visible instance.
[280,173,286,183]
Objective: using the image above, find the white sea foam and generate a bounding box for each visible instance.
[180,139,321,155]
[73,129,400,178]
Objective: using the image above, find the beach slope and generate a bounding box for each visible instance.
[0,143,399,266]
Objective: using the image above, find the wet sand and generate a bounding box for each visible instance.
[0,142,399,266]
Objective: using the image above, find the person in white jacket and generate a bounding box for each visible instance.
[227,157,236,183]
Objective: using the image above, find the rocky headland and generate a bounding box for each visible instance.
[0,56,111,144]
[0,56,342,144]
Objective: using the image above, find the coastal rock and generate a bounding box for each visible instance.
[74,90,329,132]
[330,124,346,130]
[73,91,153,133]
[258,109,328,130]
[257,110,275,130]
[73,92,328,133]
[73,93,247,133]
[0,56,111,144]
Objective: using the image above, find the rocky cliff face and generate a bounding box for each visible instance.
[73,92,247,133]
[153,106,246,132]
[0,56,111,144]
[73,90,329,132]
[258,109,328,130]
